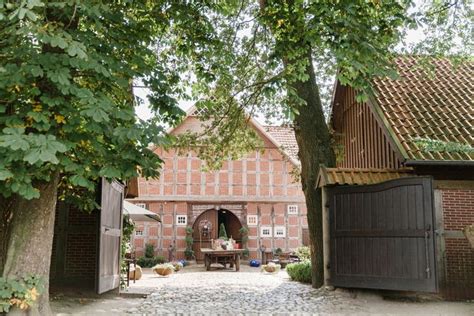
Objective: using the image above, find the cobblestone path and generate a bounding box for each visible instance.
[130,269,364,315]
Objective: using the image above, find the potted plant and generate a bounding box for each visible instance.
[153,263,175,276]
[172,261,184,272]
[218,223,228,240]
[239,226,249,258]
[261,262,281,274]
[184,226,195,260]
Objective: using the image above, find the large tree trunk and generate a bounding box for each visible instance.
[2,173,60,315]
[258,0,336,287]
[291,49,336,288]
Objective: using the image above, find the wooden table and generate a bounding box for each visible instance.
[201,248,244,271]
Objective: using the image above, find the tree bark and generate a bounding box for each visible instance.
[2,173,60,315]
[0,196,15,273]
[258,0,336,287]
[290,48,336,288]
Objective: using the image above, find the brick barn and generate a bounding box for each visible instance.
[127,109,309,260]
[319,57,473,299]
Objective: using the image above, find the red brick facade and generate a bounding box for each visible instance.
[441,189,474,299]
[129,117,307,259]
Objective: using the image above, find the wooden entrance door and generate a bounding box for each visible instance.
[328,177,437,292]
[97,179,124,294]
[192,209,243,262]
[193,209,218,261]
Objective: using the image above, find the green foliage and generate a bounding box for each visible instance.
[239,226,249,257]
[286,261,312,284]
[0,0,219,208]
[218,223,228,240]
[120,215,135,289]
[295,246,311,261]
[239,226,249,244]
[184,226,194,259]
[184,249,195,260]
[242,248,250,259]
[413,137,474,154]
[144,243,155,259]
[0,275,43,313]
[137,256,166,268]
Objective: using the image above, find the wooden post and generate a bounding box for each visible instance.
[434,189,446,292]
[271,205,275,250]
[257,205,261,260]
[322,186,331,286]
[159,204,164,254]
[285,204,289,251]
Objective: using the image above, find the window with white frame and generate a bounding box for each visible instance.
[260,227,272,237]
[176,215,187,225]
[287,204,299,215]
[247,215,258,226]
[135,230,143,236]
[274,226,286,237]
[135,203,146,209]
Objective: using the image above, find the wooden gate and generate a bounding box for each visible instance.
[328,177,437,292]
[97,179,124,294]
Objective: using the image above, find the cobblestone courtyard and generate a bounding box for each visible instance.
[53,265,474,315]
[132,268,363,315]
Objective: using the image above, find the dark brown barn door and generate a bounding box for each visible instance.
[328,177,437,292]
[97,179,124,294]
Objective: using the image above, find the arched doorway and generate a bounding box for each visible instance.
[192,209,242,262]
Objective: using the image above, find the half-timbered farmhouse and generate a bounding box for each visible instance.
[320,57,473,299]
[128,109,309,261]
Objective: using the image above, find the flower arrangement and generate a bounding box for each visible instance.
[172,261,184,272]
[261,262,281,274]
[152,263,175,276]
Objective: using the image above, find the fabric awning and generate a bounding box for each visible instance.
[123,201,161,222]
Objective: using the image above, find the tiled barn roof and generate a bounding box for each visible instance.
[372,57,474,162]
[264,126,299,163]
[316,166,414,187]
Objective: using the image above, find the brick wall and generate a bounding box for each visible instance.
[131,117,307,260]
[50,204,97,287]
[442,189,474,299]
[132,201,308,260]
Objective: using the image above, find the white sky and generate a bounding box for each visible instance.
[134,27,425,123]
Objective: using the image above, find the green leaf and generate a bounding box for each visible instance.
[70,175,93,189]
[0,169,13,180]
[99,166,121,178]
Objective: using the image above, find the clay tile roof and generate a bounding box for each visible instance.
[316,166,414,188]
[264,126,299,162]
[372,57,474,161]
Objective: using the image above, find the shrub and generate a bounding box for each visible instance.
[218,223,228,240]
[295,246,311,261]
[144,243,155,258]
[184,248,195,259]
[286,261,312,284]
[137,255,166,268]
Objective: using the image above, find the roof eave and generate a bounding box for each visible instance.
[405,160,474,167]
